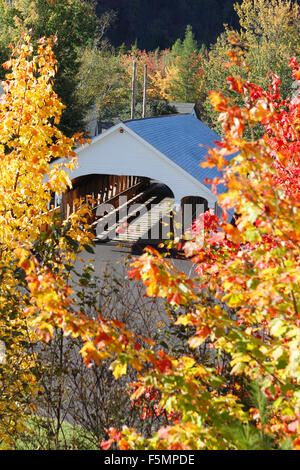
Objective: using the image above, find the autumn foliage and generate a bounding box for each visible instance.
[105,56,300,450]
[0,35,172,447]
[0,34,94,447]
[0,34,299,450]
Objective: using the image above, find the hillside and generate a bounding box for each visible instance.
[96,0,240,50]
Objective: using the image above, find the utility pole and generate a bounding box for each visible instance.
[131,61,136,120]
[142,64,148,119]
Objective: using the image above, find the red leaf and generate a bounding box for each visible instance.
[100,439,112,450]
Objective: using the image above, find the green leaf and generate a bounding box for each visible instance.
[83,243,94,254]
[246,278,259,289]
[244,227,262,242]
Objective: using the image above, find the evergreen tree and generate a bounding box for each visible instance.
[182,24,198,57]
[170,38,182,59]
[166,26,204,103]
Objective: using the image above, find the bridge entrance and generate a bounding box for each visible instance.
[52,171,210,245]
[58,173,209,245]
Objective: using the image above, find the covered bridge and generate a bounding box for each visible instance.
[59,114,222,206]
[52,114,225,241]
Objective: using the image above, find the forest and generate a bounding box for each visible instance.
[96,0,240,50]
[1,0,299,137]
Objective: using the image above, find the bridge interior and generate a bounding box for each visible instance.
[55,173,208,245]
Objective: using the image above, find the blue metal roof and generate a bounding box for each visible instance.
[125,114,226,194]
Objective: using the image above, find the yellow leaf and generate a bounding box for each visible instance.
[110,361,127,379]
[230,354,251,366]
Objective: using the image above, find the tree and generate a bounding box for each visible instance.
[76,43,179,125]
[201,0,300,133]
[14,260,167,450]
[77,43,128,125]
[0,0,111,136]
[0,33,94,448]
[152,26,205,105]
[99,59,300,450]
[235,0,300,95]
[0,35,173,451]
[0,2,16,67]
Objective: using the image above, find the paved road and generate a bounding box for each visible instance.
[77,240,196,280]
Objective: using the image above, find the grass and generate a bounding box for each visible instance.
[13,414,99,450]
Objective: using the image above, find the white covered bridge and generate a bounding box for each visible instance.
[53,114,224,243]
